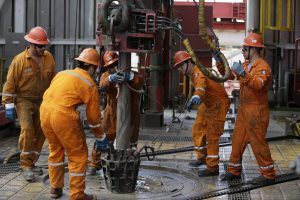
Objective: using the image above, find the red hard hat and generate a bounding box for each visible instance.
[243,33,264,48]
[103,51,119,68]
[75,48,100,66]
[173,51,191,69]
[24,26,49,45]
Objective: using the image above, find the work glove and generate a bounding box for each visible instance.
[95,134,108,152]
[289,156,300,175]
[186,95,201,112]
[5,103,16,121]
[108,73,125,83]
[231,60,245,76]
[119,71,134,81]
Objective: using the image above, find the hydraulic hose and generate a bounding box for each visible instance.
[182,0,231,82]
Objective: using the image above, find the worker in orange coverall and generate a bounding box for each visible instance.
[40,48,106,200]
[87,51,144,175]
[219,33,276,184]
[173,51,229,176]
[2,26,56,182]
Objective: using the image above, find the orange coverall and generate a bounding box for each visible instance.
[191,66,229,171]
[221,58,275,179]
[89,70,144,169]
[40,68,103,200]
[2,48,55,170]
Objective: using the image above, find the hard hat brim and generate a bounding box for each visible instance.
[75,57,99,67]
[174,57,190,69]
[24,35,49,45]
[103,58,118,68]
[243,42,265,48]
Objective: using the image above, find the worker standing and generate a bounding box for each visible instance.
[40,48,105,200]
[1,26,56,181]
[173,51,229,176]
[219,33,276,183]
[87,51,144,175]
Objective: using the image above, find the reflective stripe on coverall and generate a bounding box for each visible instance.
[1,48,56,169]
[191,66,229,171]
[40,68,102,200]
[89,70,144,169]
[226,58,275,179]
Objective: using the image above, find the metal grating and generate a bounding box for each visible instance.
[0,163,20,178]
[223,163,252,200]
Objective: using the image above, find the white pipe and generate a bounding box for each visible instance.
[14,0,26,33]
[0,0,5,10]
[246,0,260,33]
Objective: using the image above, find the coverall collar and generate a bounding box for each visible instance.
[245,58,260,73]
[25,47,46,59]
[74,67,91,76]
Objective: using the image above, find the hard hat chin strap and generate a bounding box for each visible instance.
[184,62,190,76]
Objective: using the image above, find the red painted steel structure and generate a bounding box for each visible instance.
[174,1,246,30]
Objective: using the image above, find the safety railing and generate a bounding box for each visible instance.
[260,0,292,32]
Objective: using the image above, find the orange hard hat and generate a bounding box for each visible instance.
[173,51,191,69]
[243,33,264,48]
[24,26,49,45]
[103,51,119,68]
[75,48,100,66]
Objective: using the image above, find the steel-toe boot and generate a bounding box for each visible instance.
[251,175,275,184]
[23,168,35,182]
[198,168,219,177]
[220,172,241,181]
[50,188,63,199]
[188,159,206,167]
[86,166,98,176]
[78,194,97,200]
[31,166,43,175]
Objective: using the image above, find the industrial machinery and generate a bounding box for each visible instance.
[97,0,230,193]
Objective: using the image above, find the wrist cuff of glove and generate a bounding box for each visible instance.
[99,133,106,140]
[108,75,113,82]
[129,72,134,80]
[5,103,15,109]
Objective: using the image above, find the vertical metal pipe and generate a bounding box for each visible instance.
[116,53,132,150]
[14,0,26,33]
[149,53,163,112]
[246,0,260,32]
[275,0,282,28]
[259,0,264,33]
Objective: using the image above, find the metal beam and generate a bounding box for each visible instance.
[0,0,4,10]
[0,39,96,45]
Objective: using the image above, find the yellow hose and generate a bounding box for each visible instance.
[182,0,231,82]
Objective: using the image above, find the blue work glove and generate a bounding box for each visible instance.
[5,103,16,121]
[186,95,201,112]
[119,71,134,81]
[95,134,108,152]
[231,60,245,76]
[108,73,125,83]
